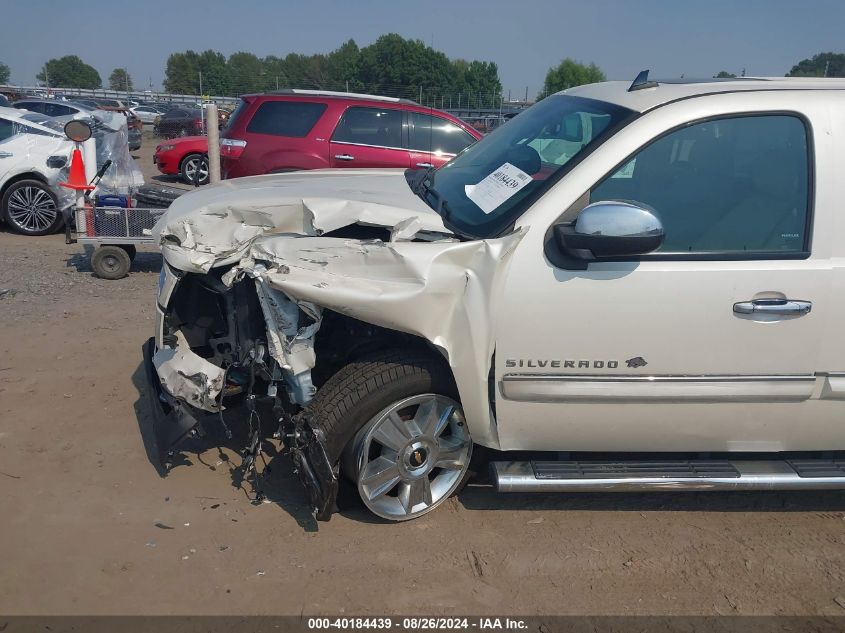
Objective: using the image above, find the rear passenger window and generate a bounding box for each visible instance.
[16,102,45,114]
[332,107,403,148]
[0,119,14,141]
[409,113,477,155]
[590,115,810,256]
[246,101,326,137]
[45,104,75,117]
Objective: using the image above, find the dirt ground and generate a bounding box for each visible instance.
[1,139,845,616]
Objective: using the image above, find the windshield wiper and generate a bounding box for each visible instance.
[405,166,450,214]
[405,166,435,196]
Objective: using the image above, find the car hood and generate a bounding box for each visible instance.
[155,168,451,273]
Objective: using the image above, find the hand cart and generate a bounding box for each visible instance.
[62,160,168,280]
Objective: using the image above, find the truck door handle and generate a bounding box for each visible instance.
[415,162,433,168]
[733,299,812,316]
[334,154,355,161]
[0,151,12,158]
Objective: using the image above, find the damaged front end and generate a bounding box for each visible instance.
[144,170,524,521]
[144,265,339,518]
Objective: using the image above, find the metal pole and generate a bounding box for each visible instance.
[206,103,221,184]
[199,70,203,97]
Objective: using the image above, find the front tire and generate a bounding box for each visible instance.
[180,153,209,185]
[305,351,473,521]
[2,179,61,236]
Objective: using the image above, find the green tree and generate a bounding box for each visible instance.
[261,55,289,90]
[787,52,845,77]
[540,59,605,98]
[37,55,101,89]
[164,49,229,95]
[358,33,453,100]
[109,68,133,91]
[0,62,9,84]
[197,50,229,95]
[163,50,200,94]
[325,39,362,91]
[713,71,737,78]
[451,59,502,107]
[228,52,266,94]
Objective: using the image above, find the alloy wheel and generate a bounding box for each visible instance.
[184,157,209,184]
[352,394,472,521]
[7,185,58,234]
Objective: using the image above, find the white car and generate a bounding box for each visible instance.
[130,105,167,125]
[0,107,74,235]
[146,75,845,522]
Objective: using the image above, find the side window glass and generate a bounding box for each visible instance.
[21,102,45,114]
[245,101,327,137]
[590,115,809,255]
[0,118,15,142]
[332,107,402,148]
[410,113,476,155]
[46,104,73,117]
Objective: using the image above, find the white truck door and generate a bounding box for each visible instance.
[494,107,837,453]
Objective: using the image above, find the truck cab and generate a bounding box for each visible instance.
[146,76,845,522]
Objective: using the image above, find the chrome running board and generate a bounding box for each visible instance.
[491,459,845,493]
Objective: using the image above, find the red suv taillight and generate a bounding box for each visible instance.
[220,138,247,159]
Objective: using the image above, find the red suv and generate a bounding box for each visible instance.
[220,90,481,179]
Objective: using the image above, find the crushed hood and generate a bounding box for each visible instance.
[155,169,451,273]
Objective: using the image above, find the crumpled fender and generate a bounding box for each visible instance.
[225,231,525,449]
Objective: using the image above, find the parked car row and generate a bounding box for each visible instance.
[12,98,142,152]
[154,90,482,184]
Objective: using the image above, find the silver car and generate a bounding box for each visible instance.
[130,105,167,125]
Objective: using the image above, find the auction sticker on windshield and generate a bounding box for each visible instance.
[465,162,531,214]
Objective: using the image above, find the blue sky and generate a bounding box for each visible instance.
[1,0,842,95]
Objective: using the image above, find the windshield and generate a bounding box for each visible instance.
[422,95,636,238]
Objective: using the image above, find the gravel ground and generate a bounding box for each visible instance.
[1,140,845,616]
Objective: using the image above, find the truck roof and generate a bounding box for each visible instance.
[563,76,845,113]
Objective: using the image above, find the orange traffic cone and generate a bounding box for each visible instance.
[59,148,95,191]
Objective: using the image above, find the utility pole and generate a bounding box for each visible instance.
[276,76,280,90]
[824,60,830,77]
[346,80,349,92]
[419,85,423,103]
[199,70,203,97]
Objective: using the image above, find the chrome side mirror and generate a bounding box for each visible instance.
[554,200,665,260]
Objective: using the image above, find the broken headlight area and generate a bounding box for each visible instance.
[148,268,338,516]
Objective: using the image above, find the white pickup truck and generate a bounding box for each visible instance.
[144,76,845,522]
